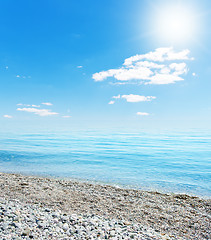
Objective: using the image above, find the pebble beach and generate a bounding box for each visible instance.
[0,172,210,239]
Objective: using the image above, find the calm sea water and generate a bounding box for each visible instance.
[0,129,210,197]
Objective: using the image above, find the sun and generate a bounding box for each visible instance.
[151,3,197,44]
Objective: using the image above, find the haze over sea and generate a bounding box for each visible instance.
[0,127,210,198]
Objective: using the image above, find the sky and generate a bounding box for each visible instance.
[0,0,211,132]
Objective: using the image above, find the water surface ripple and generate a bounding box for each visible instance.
[0,130,210,197]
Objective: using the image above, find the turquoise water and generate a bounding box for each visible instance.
[0,130,210,197]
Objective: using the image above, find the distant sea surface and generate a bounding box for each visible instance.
[0,129,210,198]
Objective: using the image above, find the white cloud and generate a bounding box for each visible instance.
[3,115,12,118]
[17,108,58,117]
[112,95,121,99]
[122,94,156,102]
[16,75,31,79]
[93,67,152,82]
[17,103,40,107]
[93,47,193,85]
[62,115,71,118]
[109,82,127,85]
[160,67,171,74]
[136,112,149,116]
[148,74,183,85]
[17,103,31,107]
[42,102,53,106]
[31,105,40,108]
[124,47,192,66]
[111,94,156,103]
[112,67,152,81]
[192,72,196,76]
[135,61,165,69]
[169,62,188,75]
[92,69,116,82]
[77,66,83,68]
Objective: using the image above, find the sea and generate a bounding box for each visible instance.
[0,129,210,198]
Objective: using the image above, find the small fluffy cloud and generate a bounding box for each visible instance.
[77,66,83,68]
[109,82,128,85]
[62,115,71,118]
[17,108,58,117]
[136,112,149,116]
[93,47,193,85]
[17,103,30,107]
[110,94,156,104]
[121,94,156,102]
[16,75,30,79]
[42,102,53,106]
[31,105,40,108]
[112,95,121,99]
[17,103,40,107]
[3,115,12,118]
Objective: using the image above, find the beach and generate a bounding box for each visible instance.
[1,0,211,239]
[0,172,210,239]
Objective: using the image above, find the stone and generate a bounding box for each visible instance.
[110,230,116,237]
[62,223,69,231]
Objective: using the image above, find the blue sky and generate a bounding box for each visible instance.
[1,0,211,132]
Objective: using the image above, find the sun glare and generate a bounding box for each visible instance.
[152,3,197,44]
